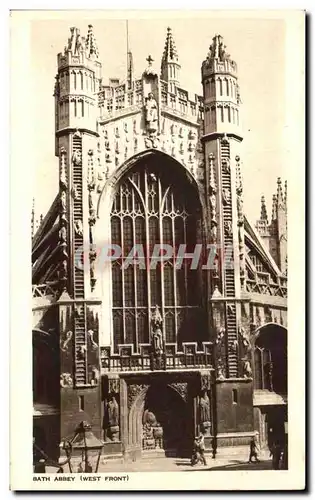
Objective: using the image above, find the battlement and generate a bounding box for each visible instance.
[98,77,203,125]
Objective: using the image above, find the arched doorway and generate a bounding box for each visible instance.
[142,384,191,457]
[253,323,287,395]
[127,382,192,460]
[252,324,287,449]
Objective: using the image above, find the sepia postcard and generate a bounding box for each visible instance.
[10,9,305,491]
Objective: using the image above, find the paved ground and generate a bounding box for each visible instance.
[97,450,272,472]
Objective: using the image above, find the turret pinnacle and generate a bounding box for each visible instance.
[271,194,277,221]
[161,27,179,64]
[277,177,284,206]
[161,27,181,91]
[85,24,99,59]
[208,34,230,62]
[284,180,287,213]
[67,27,84,56]
[260,195,268,221]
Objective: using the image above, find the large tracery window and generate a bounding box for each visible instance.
[110,159,206,353]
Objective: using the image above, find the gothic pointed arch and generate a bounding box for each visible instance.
[105,151,208,353]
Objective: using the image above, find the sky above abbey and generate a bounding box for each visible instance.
[30,13,291,225]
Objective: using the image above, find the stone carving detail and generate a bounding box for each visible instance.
[235,155,246,285]
[169,382,188,402]
[74,219,83,236]
[60,372,73,387]
[150,305,165,370]
[105,395,120,442]
[108,376,120,395]
[145,92,158,135]
[58,149,68,291]
[145,135,159,149]
[142,410,163,450]
[88,329,98,350]
[59,147,67,190]
[238,326,251,353]
[221,158,230,174]
[72,184,80,201]
[201,373,211,391]
[224,220,233,238]
[128,384,149,409]
[243,359,252,378]
[222,188,231,205]
[72,150,82,166]
[216,327,226,379]
[60,330,73,352]
[199,390,211,435]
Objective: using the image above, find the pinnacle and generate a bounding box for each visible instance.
[162,26,179,63]
[260,195,268,221]
[208,34,230,62]
[85,24,99,59]
[277,177,284,204]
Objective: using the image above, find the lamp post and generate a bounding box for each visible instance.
[63,421,104,473]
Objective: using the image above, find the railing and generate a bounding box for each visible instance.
[32,283,59,299]
[100,342,214,373]
[246,279,287,298]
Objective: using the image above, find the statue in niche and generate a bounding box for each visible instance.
[239,326,251,352]
[105,395,120,441]
[222,188,231,205]
[150,306,165,370]
[107,395,119,426]
[243,360,252,378]
[74,219,83,236]
[72,150,82,166]
[199,391,211,423]
[145,92,158,133]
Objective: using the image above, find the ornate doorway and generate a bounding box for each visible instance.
[142,384,191,457]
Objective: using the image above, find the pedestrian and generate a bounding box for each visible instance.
[190,436,201,466]
[198,432,207,466]
[191,432,207,466]
[270,441,282,470]
[248,434,260,463]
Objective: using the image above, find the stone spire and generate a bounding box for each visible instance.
[161,27,179,64]
[271,194,277,221]
[161,27,180,92]
[85,24,99,59]
[284,180,287,213]
[277,177,284,206]
[260,195,268,221]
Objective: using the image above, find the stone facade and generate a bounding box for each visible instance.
[32,26,288,463]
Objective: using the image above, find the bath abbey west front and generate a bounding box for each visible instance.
[32,25,288,462]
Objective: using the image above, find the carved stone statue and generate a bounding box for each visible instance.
[72,150,82,166]
[199,391,211,423]
[243,360,252,378]
[107,396,119,427]
[152,328,163,354]
[239,326,251,352]
[145,92,158,133]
